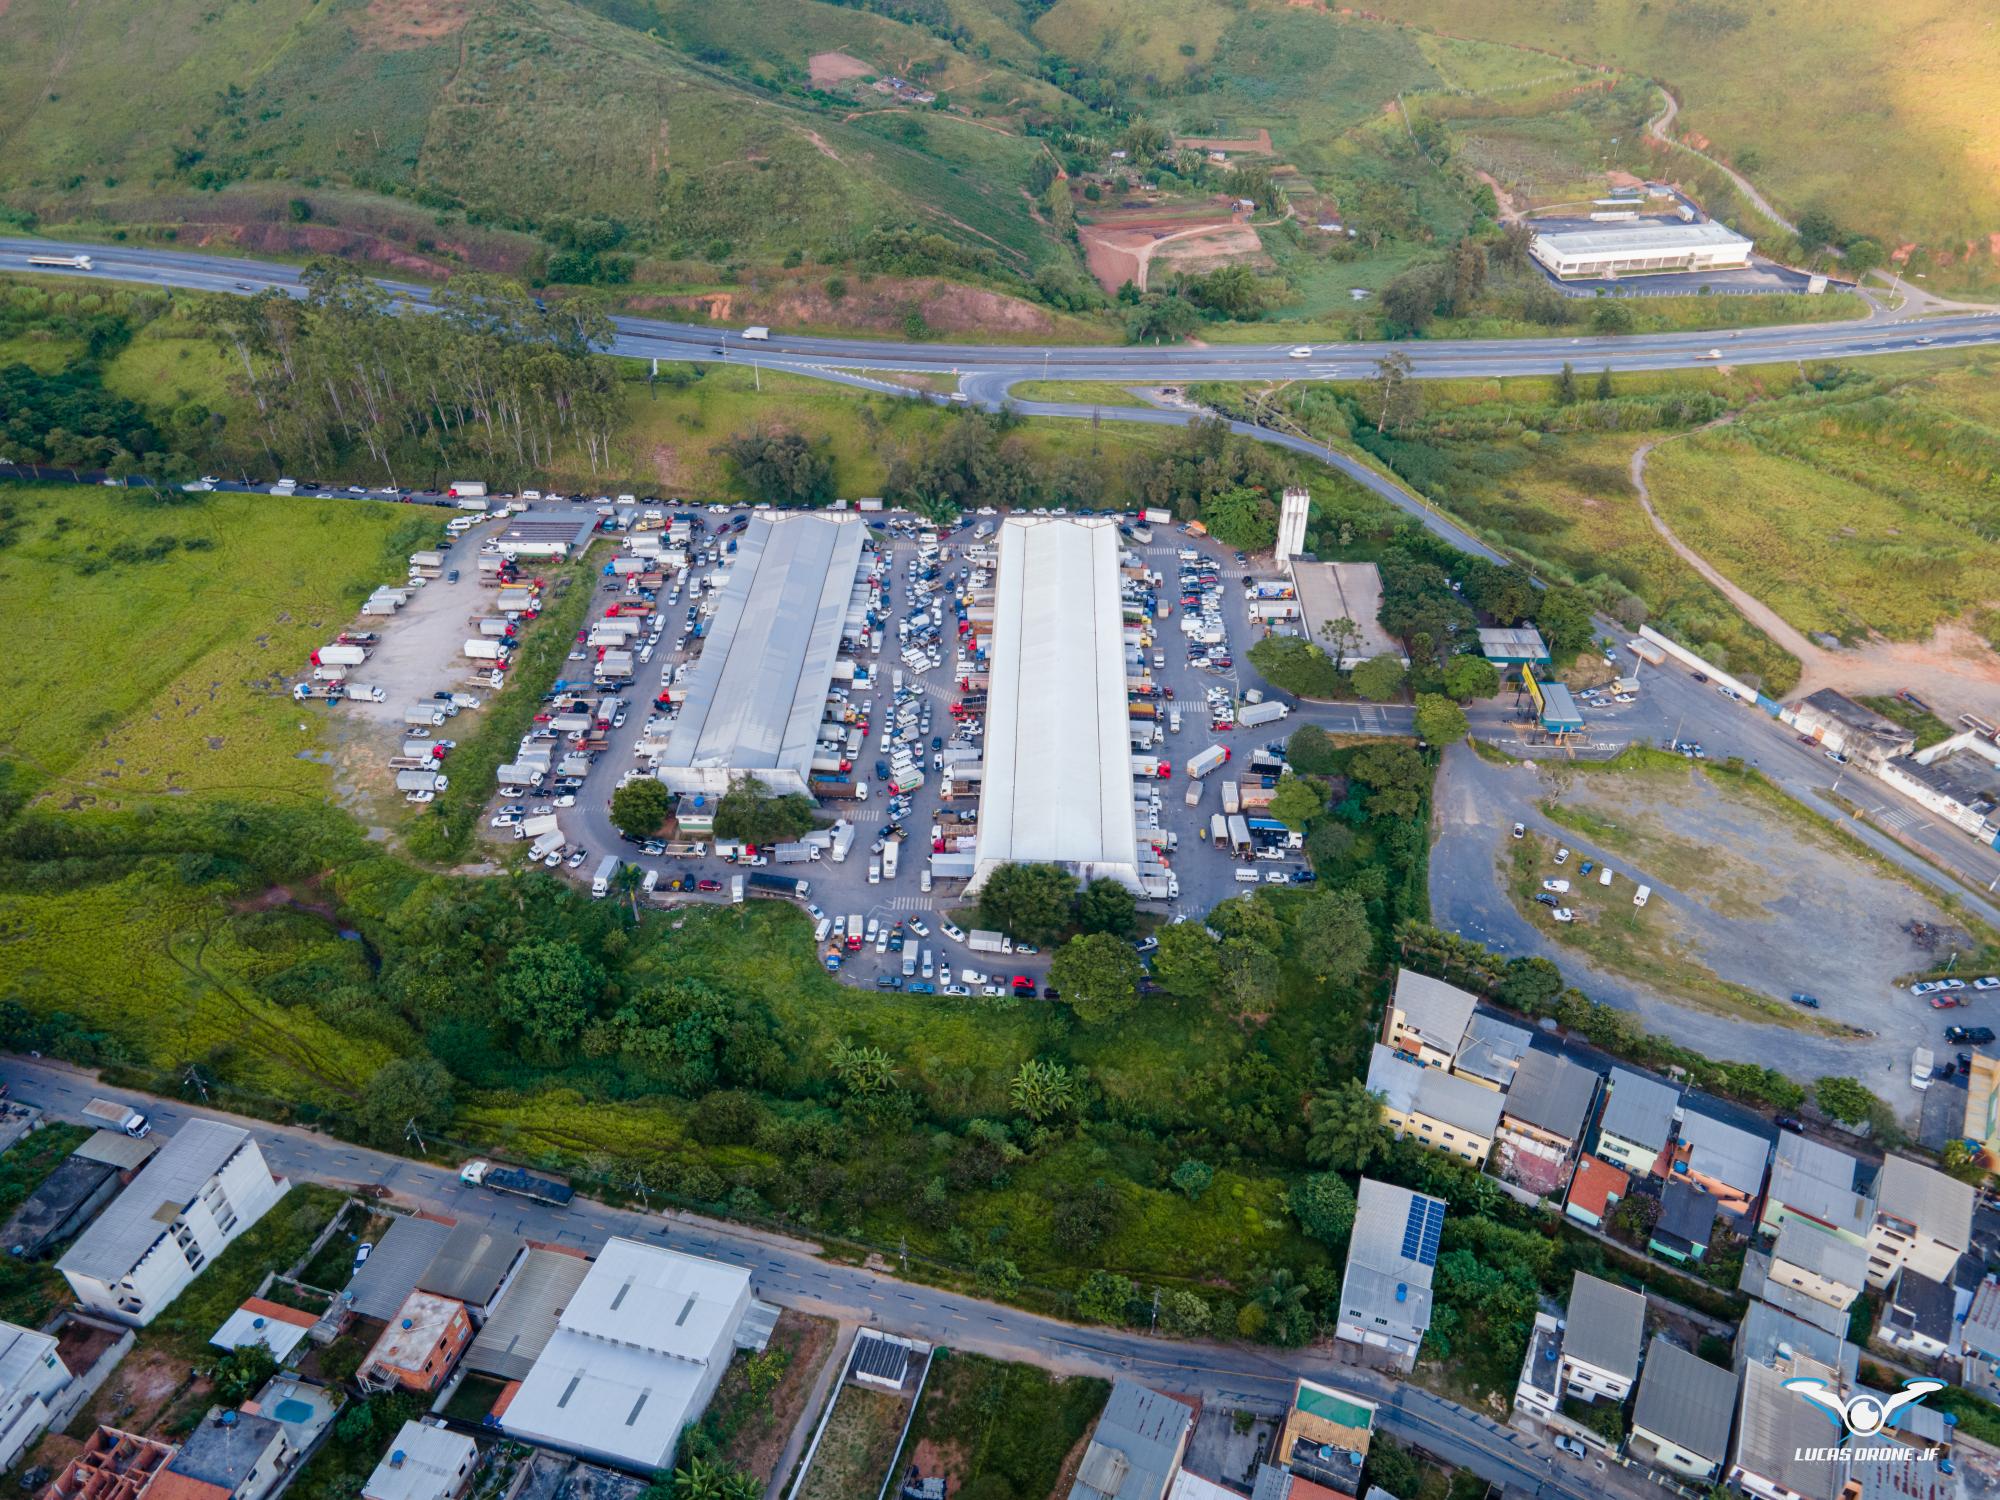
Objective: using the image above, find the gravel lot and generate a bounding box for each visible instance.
[1430,744,1985,1120]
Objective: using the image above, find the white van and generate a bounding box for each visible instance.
[1598,867,1613,887]
[641,869,659,894]
[1633,884,1651,908]
[1234,868,1261,884]
[814,917,832,945]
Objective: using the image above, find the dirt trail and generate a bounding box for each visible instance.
[1646,88,1796,236]
[1629,433,2000,718]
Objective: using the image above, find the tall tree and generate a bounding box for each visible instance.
[1307,1079,1385,1170]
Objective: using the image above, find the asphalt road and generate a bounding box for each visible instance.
[6,237,1999,391]
[3,1055,1663,1500]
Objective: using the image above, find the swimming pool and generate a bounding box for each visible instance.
[272,1398,317,1425]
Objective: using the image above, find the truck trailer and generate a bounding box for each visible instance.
[1237,700,1290,728]
[747,871,810,899]
[459,1159,573,1205]
[1185,745,1231,778]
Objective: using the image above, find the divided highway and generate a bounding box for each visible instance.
[6,237,2000,390]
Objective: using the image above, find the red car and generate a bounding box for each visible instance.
[1011,975,1034,989]
[696,878,722,893]
[575,629,587,643]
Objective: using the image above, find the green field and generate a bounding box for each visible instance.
[0,485,428,804]
[891,1352,1109,1500]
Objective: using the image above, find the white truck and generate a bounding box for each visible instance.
[1185,744,1230,779]
[396,769,447,793]
[83,1098,151,1137]
[882,840,900,879]
[1912,1047,1936,1091]
[742,326,771,341]
[345,683,386,703]
[464,638,508,661]
[968,929,1011,955]
[829,820,856,863]
[591,855,620,898]
[1238,699,1289,728]
[313,643,368,667]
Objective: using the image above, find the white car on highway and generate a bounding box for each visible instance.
[1288,345,1314,359]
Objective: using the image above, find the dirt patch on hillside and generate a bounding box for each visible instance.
[625,275,1062,336]
[1174,129,1275,156]
[1152,225,1271,274]
[809,50,874,87]
[210,222,463,277]
[353,0,472,49]
[1077,213,1250,293]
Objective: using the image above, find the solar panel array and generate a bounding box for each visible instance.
[1400,1197,1445,1267]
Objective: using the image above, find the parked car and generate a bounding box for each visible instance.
[1511,822,1526,840]
[1553,846,1570,865]
[1542,879,1571,894]
[1534,893,1560,909]
[352,1242,374,1272]
[1788,993,1821,1009]
[1553,1436,1589,1459]
[696,878,722,892]
[1946,1026,1995,1045]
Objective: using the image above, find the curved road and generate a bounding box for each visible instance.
[5,237,1998,393]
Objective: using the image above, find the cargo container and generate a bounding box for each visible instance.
[529,829,565,861]
[811,776,866,800]
[1629,638,1666,666]
[1210,812,1228,846]
[311,664,349,683]
[882,841,899,879]
[1220,781,1241,816]
[448,481,488,499]
[1185,779,1203,807]
[346,683,386,703]
[403,739,444,759]
[1186,744,1231,778]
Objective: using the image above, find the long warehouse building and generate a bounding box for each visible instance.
[969,516,1141,894]
[1529,219,1753,280]
[655,513,867,798]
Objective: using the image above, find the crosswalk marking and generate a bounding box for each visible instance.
[887,896,936,913]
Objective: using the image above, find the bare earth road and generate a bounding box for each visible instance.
[5,1055,1664,1500]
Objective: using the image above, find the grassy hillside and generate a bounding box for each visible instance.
[1342,0,2000,295]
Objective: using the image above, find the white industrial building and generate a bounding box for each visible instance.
[0,1323,72,1471]
[1529,220,1753,280]
[969,516,1142,894]
[58,1120,288,1326]
[654,514,868,799]
[500,1238,755,1473]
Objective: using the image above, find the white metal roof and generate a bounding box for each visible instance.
[1531,220,1753,257]
[971,517,1140,890]
[656,514,865,793]
[58,1119,252,1282]
[362,1423,477,1500]
[501,1239,751,1471]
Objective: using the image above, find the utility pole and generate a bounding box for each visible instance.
[899,1234,908,1273]
[404,1118,426,1155]
[633,1173,650,1212]
[183,1065,210,1104]
[1150,1286,1161,1332]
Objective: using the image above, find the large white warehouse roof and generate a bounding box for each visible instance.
[655,513,865,798]
[971,516,1140,892]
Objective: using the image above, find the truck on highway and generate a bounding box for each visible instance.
[82,1097,150,1137]
[969,929,1010,955]
[1186,744,1231,779]
[27,254,93,271]
[459,1160,573,1206]
[747,871,810,899]
[742,326,771,341]
[1238,700,1289,728]
[591,855,619,898]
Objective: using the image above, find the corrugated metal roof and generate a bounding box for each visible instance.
[973,518,1140,891]
[1369,1045,1503,1139]
[418,1224,525,1307]
[1067,1380,1192,1500]
[656,514,865,789]
[1631,1337,1734,1460]
[1771,1219,1869,1290]
[348,1218,454,1321]
[1532,221,1752,257]
[1503,1050,1598,1143]
[1391,970,1477,1053]
[58,1119,253,1283]
[1563,1272,1645,1380]
[465,1249,592,1380]
[1599,1069,1680,1153]
[1677,1105,1771,1198]
[1732,1359,1845,1500]
[73,1130,160,1171]
[1453,1013,1531,1086]
[1874,1156,1974,1249]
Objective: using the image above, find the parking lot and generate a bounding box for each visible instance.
[505,509,1322,992]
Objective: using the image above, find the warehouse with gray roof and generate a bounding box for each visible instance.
[655,513,868,799]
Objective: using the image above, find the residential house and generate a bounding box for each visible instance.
[1758,1133,1870,1246]
[361,1292,471,1394]
[45,1428,174,1500]
[1564,1155,1628,1230]
[1514,1314,1564,1423]
[0,1323,72,1470]
[1965,1054,2000,1171]
[1066,1379,1194,1500]
[1671,1105,1772,1224]
[1960,1277,2000,1394]
[1787,689,1916,767]
[361,1423,478,1500]
[58,1121,287,1326]
[1734,1301,1858,1386]
[1594,1069,1680,1177]
[1740,1250,1850,1339]
[1270,1380,1374,1495]
[1334,1180,1444,1372]
[1559,1273,1646,1404]
[1727,1359,1846,1500]
[1380,971,1477,1068]
[1765,1219,1868,1313]
[1498,1051,1599,1158]
[1877,1267,1958,1364]
[1627,1337,1736,1483]
[1650,1179,1720,1265]
[416,1225,527,1325]
[1866,1155,1974,1290]
[1366,1045,1502,1165]
[501,1238,755,1472]
[209,1299,317,1364]
[1450,1014,1532,1092]
[148,1409,296,1500]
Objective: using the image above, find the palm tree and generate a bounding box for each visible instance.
[671,1457,758,1500]
[1253,1266,1309,1318]
[613,860,644,918]
[1306,1079,1384,1171]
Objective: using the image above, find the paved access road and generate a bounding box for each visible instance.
[8,1057,1663,1500]
[5,237,1998,389]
